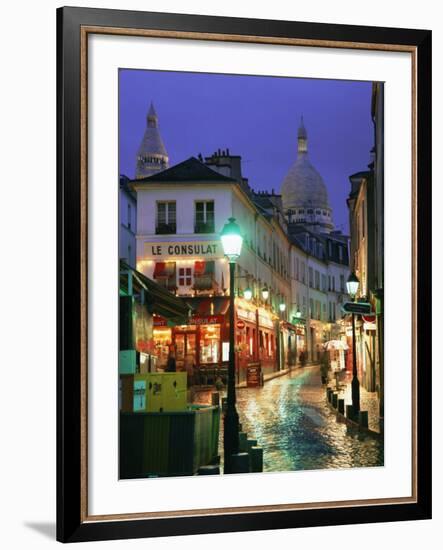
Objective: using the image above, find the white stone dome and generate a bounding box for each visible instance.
[280,119,333,232]
[281,153,330,211]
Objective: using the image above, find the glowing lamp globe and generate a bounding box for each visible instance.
[261,287,269,301]
[346,272,360,298]
[220,217,243,261]
[243,287,253,301]
[279,302,286,312]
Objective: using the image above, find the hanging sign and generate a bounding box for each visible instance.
[341,302,372,315]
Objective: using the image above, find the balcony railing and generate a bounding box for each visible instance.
[156,223,176,234]
[194,221,215,234]
[193,275,216,292]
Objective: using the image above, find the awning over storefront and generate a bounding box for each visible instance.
[153,261,176,278]
[193,260,215,291]
[120,260,189,324]
[152,261,176,290]
[282,321,301,332]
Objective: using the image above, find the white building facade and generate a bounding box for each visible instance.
[119,175,137,268]
[125,110,350,382]
[132,156,297,381]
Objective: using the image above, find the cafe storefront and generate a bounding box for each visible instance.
[235,300,279,384]
[153,296,281,386]
[153,296,230,385]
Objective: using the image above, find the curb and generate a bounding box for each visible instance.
[325,395,383,439]
[236,367,293,388]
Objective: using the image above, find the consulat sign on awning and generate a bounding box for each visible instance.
[143,241,223,259]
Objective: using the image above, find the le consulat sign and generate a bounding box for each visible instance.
[143,240,223,259]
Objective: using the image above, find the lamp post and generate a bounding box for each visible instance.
[220,217,243,474]
[294,308,302,366]
[346,272,360,416]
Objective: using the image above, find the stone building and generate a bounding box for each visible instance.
[135,103,169,179]
[132,154,294,383]
[347,83,384,414]
[281,118,334,234]
[119,175,137,268]
[125,108,351,380]
[280,119,350,363]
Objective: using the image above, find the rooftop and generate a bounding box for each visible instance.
[132,157,237,184]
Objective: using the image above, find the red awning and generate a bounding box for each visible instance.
[153,261,175,279]
[153,261,166,278]
[193,261,215,290]
[194,261,206,276]
[362,315,376,323]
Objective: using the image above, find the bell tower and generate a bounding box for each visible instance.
[135,102,169,179]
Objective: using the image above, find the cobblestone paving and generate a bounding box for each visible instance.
[195,366,383,473]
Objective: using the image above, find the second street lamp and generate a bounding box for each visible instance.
[346,272,361,416]
[243,287,253,301]
[220,217,243,474]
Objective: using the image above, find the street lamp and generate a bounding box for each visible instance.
[294,308,302,366]
[279,302,286,313]
[346,272,359,298]
[243,287,253,301]
[346,272,360,416]
[261,286,269,301]
[220,217,243,474]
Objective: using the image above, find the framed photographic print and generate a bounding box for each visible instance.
[57,6,432,543]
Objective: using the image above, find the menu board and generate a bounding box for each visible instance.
[246,364,262,387]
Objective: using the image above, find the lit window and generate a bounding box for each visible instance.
[178,267,192,286]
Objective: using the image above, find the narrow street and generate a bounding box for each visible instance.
[195,365,383,473]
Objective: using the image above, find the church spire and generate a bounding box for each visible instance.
[147,102,158,128]
[297,116,308,154]
[135,101,169,179]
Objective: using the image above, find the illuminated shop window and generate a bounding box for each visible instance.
[200,325,220,364]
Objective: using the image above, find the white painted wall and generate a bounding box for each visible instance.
[119,188,137,267]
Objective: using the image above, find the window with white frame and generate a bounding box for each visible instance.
[178,266,192,287]
[195,201,215,233]
[309,267,314,287]
[156,201,176,233]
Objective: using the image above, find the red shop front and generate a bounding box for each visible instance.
[235,301,278,384]
[153,297,231,385]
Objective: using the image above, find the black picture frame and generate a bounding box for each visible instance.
[57,6,432,543]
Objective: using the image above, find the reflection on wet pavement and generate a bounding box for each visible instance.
[195,365,383,473]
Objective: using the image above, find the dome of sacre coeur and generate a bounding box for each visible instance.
[281,120,331,212]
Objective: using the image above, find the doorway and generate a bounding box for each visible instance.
[174,331,196,370]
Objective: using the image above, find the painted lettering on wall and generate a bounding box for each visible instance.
[144,241,222,259]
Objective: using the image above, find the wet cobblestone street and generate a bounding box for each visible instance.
[195,365,384,473]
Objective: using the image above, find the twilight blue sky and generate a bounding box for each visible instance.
[119,69,375,233]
